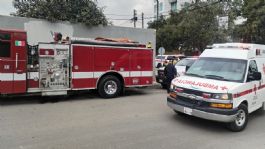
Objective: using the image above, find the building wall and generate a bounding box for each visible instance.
[154,0,193,18]
[0,15,156,50]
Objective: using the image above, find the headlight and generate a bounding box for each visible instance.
[212,93,231,100]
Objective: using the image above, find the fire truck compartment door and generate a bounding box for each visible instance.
[12,32,27,93]
[130,49,153,85]
[71,45,95,89]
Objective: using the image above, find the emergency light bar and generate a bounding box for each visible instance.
[212,43,251,50]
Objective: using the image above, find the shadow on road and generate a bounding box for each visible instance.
[167,109,265,134]
[0,88,155,106]
[169,113,229,133]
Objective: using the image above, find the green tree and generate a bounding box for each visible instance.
[12,0,108,26]
[239,0,265,43]
[149,0,243,53]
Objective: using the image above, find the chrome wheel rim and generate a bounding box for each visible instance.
[104,80,117,95]
[235,109,246,127]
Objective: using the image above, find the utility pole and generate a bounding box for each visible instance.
[133,9,137,28]
[142,13,144,29]
[156,0,159,20]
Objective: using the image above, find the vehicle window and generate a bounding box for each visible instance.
[186,58,247,83]
[247,60,258,82]
[248,60,258,73]
[166,56,176,60]
[156,56,165,59]
[0,33,11,58]
[0,33,11,40]
[176,59,196,66]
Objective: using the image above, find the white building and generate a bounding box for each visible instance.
[154,0,193,19]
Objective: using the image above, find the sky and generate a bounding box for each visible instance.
[0,0,154,28]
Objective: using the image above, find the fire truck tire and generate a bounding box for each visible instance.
[226,104,248,132]
[98,75,122,98]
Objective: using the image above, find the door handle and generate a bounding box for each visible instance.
[15,53,18,69]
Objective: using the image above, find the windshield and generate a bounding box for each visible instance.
[176,58,196,67]
[186,58,247,83]
[156,56,165,59]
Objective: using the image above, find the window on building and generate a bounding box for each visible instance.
[171,2,177,12]
[159,2,163,12]
[0,33,11,58]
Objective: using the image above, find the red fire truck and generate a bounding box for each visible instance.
[0,29,153,98]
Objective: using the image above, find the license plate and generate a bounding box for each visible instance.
[159,79,163,83]
[183,107,192,115]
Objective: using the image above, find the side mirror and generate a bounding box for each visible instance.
[248,72,262,81]
[254,72,262,80]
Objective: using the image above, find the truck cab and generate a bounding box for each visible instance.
[167,43,265,132]
[0,29,27,95]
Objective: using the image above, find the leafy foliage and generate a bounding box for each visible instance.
[149,0,245,53]
[12,0,108,26]
[239,0,265,43]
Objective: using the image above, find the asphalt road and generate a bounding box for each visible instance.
[0,87,265,149]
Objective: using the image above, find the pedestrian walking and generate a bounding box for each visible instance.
[164,61,177,93]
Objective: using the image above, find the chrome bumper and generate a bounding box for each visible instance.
[167,101,237,123]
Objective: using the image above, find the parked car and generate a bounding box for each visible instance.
[155,54,186,68]
[156,57,198,88]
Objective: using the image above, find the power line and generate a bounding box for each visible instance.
[105,13,154,18]
[105,14,132,16]
[107,18,131,21]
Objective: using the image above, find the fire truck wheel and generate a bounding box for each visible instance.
[226,104,248,132]
[98,75,122,98]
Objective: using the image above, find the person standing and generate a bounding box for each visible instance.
[164,61,177,93]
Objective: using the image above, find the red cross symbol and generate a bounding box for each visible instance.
[220,86,228,91]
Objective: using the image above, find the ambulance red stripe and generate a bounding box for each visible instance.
[233,84,265,98]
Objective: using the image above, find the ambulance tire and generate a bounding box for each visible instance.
[98,75,121,98]
[226,104,248,132]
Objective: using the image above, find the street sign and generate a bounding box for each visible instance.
[158,47,165,55]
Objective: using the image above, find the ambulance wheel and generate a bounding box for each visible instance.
[98,75,121,98]
[226,104,248,132]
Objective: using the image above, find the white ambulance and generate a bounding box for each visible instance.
[167,43,265,132]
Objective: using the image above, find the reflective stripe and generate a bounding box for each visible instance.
[72,71,153,79]
[27,72,39,79]
[130,71,141,77]
[72,72,93,79]
[0,73,13,81]
[141,71,153,77]
[93,72,104,78]
[0,73,26,81]
[14,73,26,81]
[120,71,130,77]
